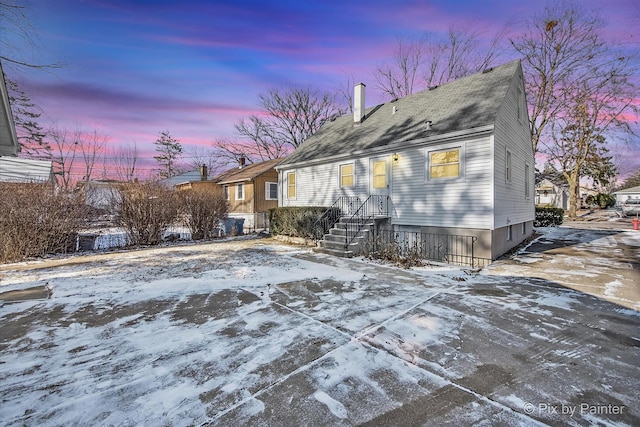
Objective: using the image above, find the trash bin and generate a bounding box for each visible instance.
[222,218,235,235]
[234,218,245,235]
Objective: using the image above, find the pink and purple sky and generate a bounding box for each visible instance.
[5,0,640,179]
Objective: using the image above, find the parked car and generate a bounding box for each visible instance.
[622,199,640,217]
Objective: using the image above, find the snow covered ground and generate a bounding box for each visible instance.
[0,229,638,426]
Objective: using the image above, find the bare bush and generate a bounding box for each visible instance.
[368,236,425,269]
[0,183,88,263]
[178,189,228,240]
[115,182,180,246]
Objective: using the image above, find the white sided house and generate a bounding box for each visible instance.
[276,60,534,265]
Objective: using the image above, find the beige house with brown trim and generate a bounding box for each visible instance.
[217,158,282,229]
[176,158,283,230]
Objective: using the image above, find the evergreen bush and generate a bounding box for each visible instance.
[268,206,338,238]
[534,206,564,227]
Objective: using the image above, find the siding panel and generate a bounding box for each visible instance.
[391,137,493,229]
[493,70,535,228]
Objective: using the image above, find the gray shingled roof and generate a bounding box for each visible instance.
[279,60,521,167]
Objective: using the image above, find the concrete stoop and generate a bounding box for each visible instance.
[313,218,373,258]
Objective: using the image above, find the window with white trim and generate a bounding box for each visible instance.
[223,185,229,200]
[505,149,512,184]
[236,183,244,200]
[340,163,354,187]
[429,148,460,179]
[265,182,277,200]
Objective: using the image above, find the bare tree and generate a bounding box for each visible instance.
[510,3,611,153]
[544,58,638,218]
[113,142,139,182]
[77,128,108,182]
[49,126,80,189]
[374,26,505,99]
[337,75,357,114]
[1,2,60,70]
[375,37,425,99]
[212,137,260,167]
[184,146,226,178]
[222,86,343,163]
[511,2,638,217]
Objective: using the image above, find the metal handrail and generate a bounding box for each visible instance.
[344,195,389,250]
[312,196,361,240]
[372,230,489,268]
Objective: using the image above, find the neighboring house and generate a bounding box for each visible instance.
[0,61,19,157]
[535,178,568,209]
[77,179,122,213]
[214,158,282,230]
[0,156,55,184]
[174,165,215,192]
[1,62,56,184]
[160,169,205,188]
[277,60,534,262]
[613,185,640,206]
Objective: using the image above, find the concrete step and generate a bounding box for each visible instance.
[312,246,354,258]
[319,239,347,250]
[323,234,348,243]
[334,221,375,229]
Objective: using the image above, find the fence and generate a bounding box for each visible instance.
[371,230,491,268]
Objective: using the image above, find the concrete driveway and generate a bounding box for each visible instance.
[0,226,638,426]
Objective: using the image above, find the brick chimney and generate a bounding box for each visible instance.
[199,164,208,181]
[238,156,246,169]
[354,83,366,124]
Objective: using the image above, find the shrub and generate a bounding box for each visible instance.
[178,189,228,240]
[268,206,338,239]
[115,182,180,246]
[586,193,615,209]
[534,206,564,227]
[0,183,88,263]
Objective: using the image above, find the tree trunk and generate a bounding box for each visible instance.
[566,172,580,220]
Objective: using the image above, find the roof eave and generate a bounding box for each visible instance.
[276,124,495,170]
